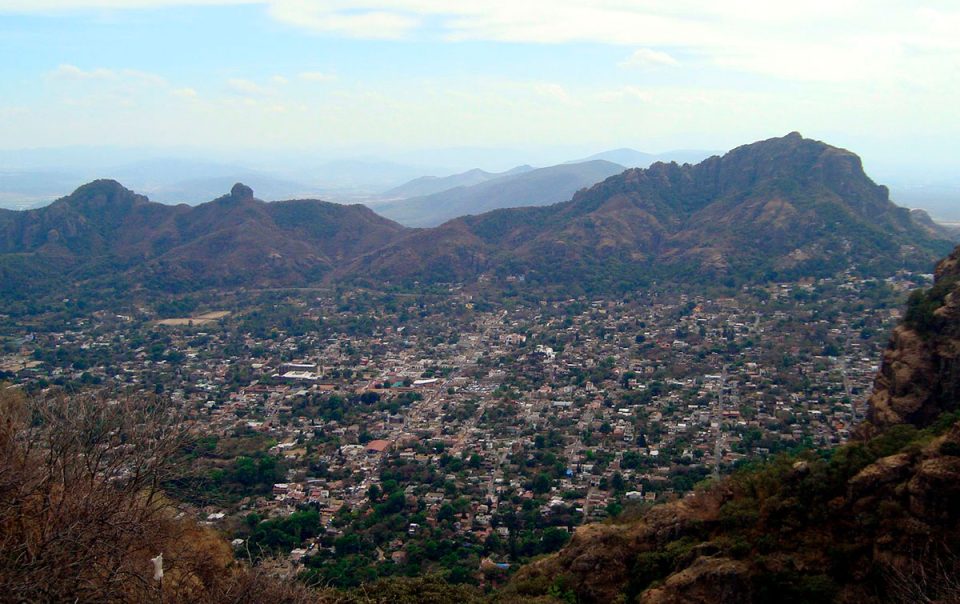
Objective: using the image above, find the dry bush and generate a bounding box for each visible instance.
[0,386,328,604]
[883,544,960,604]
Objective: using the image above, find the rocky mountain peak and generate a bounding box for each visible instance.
[64,179,145,206]
[48,179,150,225]
[230,182,254,200]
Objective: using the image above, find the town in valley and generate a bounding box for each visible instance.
[0,268,927,585]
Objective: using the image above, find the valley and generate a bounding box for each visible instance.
[4,3,960,601]
[0,265,925,587]
[1,132,957,602]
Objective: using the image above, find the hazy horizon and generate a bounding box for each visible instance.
[1,1,958,215]
[2,138,959,220]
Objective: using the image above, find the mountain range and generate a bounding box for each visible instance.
[572,147,714,168]
[0,147,714,212]
[0,182,406,299]
[0,133,952,301]
[350,133,953,290]
[370,160,626,227]
[370,148,718,227]
[378,165,536,200]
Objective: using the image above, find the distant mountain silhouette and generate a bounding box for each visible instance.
[371,160,625,227]
[574,147,715,168]
[379,165,535,200]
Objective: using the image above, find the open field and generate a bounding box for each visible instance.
[156,311,231,326]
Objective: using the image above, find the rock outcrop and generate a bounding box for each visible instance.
[866,245,960,429]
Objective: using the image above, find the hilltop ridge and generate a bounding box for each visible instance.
[350,133,952,289]
[0,180,407,296]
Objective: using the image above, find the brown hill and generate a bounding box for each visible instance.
[349,133,951,289]
[500,245,960,604]
[0,180,408,294]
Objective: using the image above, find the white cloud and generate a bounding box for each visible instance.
[596,86,654,103]
[266,1,419,39]
[45,63,211,114]
[711,40,895,83]
[532,82,575,105]
[171,87,198,98]
[0,0,256,9]
[299,71,336,83]
[2,3,956,47]
[52,63,166,86]
[52,64,117,80]
[227,77,272,96]
[285,2,956,89]
[619,48,679,69]
[11,1,959,85]
[6,1,960,157]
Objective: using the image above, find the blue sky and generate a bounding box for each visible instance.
[1,1,958,174]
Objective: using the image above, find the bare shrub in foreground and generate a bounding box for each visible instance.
[0,387,334,603]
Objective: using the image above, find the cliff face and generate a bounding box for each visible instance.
[866,246,960,429]
[503,246,960,604]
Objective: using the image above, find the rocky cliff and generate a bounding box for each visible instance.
[865,246,960,430]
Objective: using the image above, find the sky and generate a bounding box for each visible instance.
[0,1,959,177]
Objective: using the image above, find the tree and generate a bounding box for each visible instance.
[533,472,552,494]
[0,389,184,600]
[606,500,623,518]
[611,472,626,492]
[484,532,503,554]
[360,391,380,405]
[0,387,323,603]
[540,527,571,554]
[437,503,456,522]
